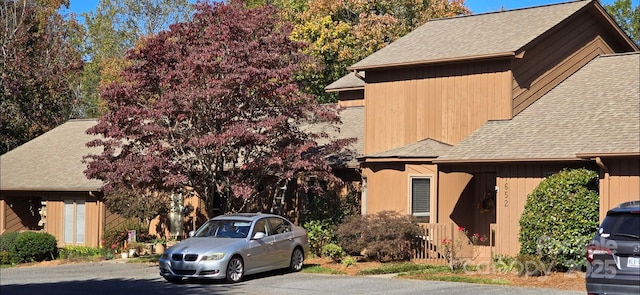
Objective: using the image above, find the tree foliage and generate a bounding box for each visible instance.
[84,1,353,217]
[0,0,84,154]
[79,0,193,117]
[104,187,170,227]
[249,0,469,103]
[603,0,640,46]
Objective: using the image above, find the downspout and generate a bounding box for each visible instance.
[595,157,609,222]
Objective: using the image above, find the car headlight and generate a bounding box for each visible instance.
[160,253,169,259]
[201,253,225,261]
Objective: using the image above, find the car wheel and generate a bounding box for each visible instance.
[290,247,304,272]
[226,256,244,283]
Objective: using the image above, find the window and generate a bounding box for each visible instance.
[64,200,85,244]
[268,218,291,235]
[411,177,431,217]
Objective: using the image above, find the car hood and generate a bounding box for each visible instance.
[167,237,245,254]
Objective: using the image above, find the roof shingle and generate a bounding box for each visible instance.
[436,52,640,162]
[1,119,103,191]
[349,0,591,70]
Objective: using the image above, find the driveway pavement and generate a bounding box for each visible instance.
[0,259,585,295]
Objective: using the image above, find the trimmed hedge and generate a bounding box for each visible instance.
[518,168,599,271]
[0,231,20,264]
[13,231,58,263]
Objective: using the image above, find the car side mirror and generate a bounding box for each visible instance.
[253,232,265,239]
[188,231,195,237]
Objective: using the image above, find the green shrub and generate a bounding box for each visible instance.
[0,232,20,264]
[336,211,421,262]
[518,168,599,271]
[103,220,151,253]
[341,255,357,267]
[13,231,58,263]
[514,254,548,277]
[303,220,335,257]
[321,243,346,262]
[59,246,103,260]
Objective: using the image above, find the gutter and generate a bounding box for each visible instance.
[433,157,590,164]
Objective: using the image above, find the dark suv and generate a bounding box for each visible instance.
[586,200,640,295]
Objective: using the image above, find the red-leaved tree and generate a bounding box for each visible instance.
[84,1,354,219]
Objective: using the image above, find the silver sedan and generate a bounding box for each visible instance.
[159,213,308,283]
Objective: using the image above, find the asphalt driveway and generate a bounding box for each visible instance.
[0,260,585,295]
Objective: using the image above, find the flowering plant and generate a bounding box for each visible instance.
[441,227,487,270]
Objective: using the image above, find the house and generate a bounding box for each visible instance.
[0,106,366,245]
[0,120,111,247]
[327,0,639,258]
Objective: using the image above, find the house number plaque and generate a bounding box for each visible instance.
[503,182,509,208]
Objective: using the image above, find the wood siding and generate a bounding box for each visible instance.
[364,60,512,155]
[0,191,106,247]
[598,157,640,221]
[1,197,38,233]
[338,89,364,108]
[494,163,597,256]
[362,163,437,218]
[511,10,616,115]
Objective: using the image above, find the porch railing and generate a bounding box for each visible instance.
[412,223,497,264]
[411,223,452,265]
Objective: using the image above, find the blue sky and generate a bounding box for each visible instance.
[63,0,628,17]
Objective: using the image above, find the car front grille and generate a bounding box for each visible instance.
[172,254,183,261]
[173,269,196,275]
[184,254,199,261]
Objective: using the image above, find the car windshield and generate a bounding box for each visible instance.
[600,213,640,239]
[193,220,251,238]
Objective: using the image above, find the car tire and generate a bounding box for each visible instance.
[289,247,304,272]
[226,256,244,283]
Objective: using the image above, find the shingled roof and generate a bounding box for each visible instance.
[349,0,592,70]
[300,105,364,168]
[436,52,640,163]
[325,72,365,92]
[364,138,452,160]
[0,119,102,191]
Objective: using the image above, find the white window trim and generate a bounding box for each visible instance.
[408,175,433,217]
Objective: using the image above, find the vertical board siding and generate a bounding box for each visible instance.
[365,60,511,155]
[600,158,640,221]
[362,163,437,216]
[495,163,599,256]
[511,13,615,115]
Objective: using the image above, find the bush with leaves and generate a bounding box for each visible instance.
[13,231,58,263]
[321,243,346,262]
[303,219,335,256]
[336,211,421,262]
[0,231,20,264]
[103,220,151,253]
[518,168,599,271]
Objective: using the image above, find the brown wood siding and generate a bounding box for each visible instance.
[0,192,106,247]
[511,12,615,115]
[599,157,640,221]
[338,90,364,108]
[495,163,598,256]
[0,199,5,234]
[362,163,437,216]
[2,197,33,233]
[364,61,512,155]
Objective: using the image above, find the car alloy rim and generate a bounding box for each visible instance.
[228,258,243,281]
[292,249,304,270]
